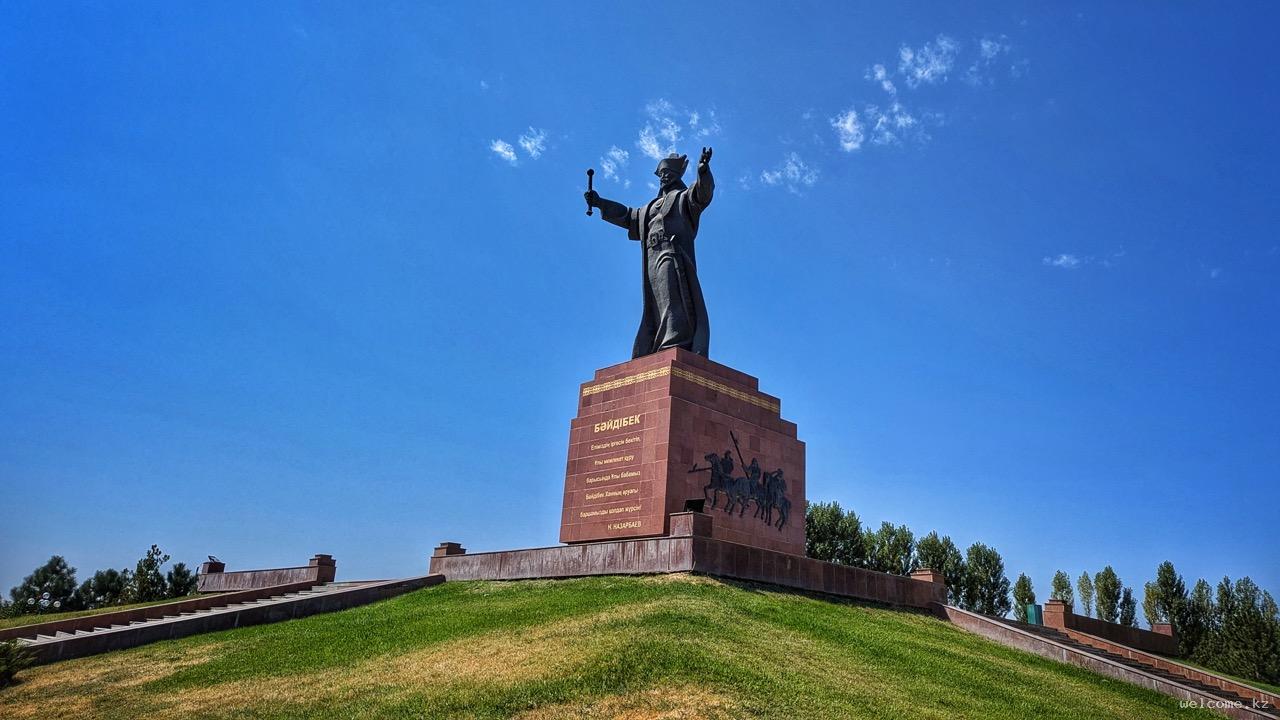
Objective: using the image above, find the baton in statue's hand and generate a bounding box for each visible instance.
[585,169,595,216]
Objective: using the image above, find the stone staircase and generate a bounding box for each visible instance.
[1013,620,1271,710]
[941,603,1277,719]
[10,575,443,664]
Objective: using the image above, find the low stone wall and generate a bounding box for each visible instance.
[197,554,336,592]
[1043,599,1178,656]
[0,579,318,643]
[429,512,946,611]
[28,576,443,665]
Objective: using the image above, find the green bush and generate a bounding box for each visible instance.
[0,639,32,688]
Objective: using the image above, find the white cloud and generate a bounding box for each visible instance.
[965,35,1012,85]
[980,37,1009,60]
[864,101,920,145]
[899,34,960,88]
[599,145,630,181]
[1043,254,1082,269]
[479,79,490,91]
[517,127,547,159]
[637,124,669,160]
[635,98,719,160]
[760,152,819,193]
[1209,267,1223,279]
[831,109,865,152]
[867,63,897,95]
[489,139,518,165]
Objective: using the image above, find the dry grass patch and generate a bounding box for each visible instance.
[0,642,226,720]
[133,598,684,719]
[513,685,740,720]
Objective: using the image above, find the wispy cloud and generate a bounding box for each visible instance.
[1043,253,1082,270]
[479,79,490,91]
[831,109,865,152]
[825,31,1022,155]
[599,145,630,186]
[964,35,1012,85]
[865,101,924,145]
[517,127,547,159]
[635,98,720,161]
[1042,249,1125,270]
[489,125,549,166]
[759,152,819,194]
[489,139,518,165]
[899,34,960,88]
[867,63,897,95]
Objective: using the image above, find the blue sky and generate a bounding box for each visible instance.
[2,2,1277,611]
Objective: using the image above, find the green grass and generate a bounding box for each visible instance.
[0,597,190,631]
[0,575,1216,719]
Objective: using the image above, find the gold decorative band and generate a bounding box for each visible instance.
[581,365,780,413]
[582,366,671,394]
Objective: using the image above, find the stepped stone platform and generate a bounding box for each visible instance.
[431,511,946,611]
[941,604,1278,719]
[9,576,442,665]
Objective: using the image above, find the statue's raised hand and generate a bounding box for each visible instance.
[584,189,600,208]
[699,146,713,171]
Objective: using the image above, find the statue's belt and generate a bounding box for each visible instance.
[645,231,677,249]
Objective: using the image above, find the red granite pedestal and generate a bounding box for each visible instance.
[560,347,805,555]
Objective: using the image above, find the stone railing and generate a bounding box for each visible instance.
[1042,598,1178,656]
[197,554,336,592]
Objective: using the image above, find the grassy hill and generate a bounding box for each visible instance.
[0,574,1213,719]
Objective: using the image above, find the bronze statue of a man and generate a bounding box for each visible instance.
[585,147,714,358]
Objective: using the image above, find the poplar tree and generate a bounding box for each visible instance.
[1049,570,1074,611]
[1077,572,1095,618]
[1094,566,1122,623]
[1013,573,1036,622]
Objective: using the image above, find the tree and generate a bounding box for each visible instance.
[1049,570,1074,611]
[804,501,865,567]
[1151,560,1193,653]
[963,543,1012,617]
[9,556,80,614]
[917,531,966,605]
[1077,572,1095,618]
[1142,581,1162,628]
[1119,586,1138,628]
[74,568,132,608]
[166,563,197,598]
[130,545,170,602]
[1204,577,1280,685]
[1012,573,1036,622]
[1183,578,1215,658]
[863,522,916,576]
[1094,566,1122,624]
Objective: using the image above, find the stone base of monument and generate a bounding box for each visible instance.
[429,512,947,611]
[561,347,805,555]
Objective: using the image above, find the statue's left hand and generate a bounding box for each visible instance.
[699,146,713,171]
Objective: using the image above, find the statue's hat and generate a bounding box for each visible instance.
[655,153,689,177]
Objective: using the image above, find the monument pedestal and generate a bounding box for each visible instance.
[560,347,805,555]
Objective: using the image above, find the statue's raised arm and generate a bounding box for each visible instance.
[580,148,716,359]
[691,146,714,210]
[584,188,632,230]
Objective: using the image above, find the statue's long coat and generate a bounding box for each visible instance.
[601,170,714,358]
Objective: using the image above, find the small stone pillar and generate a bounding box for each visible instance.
[1152,622,1173,637]
[1043,599,1070,630]
[910,568,944,585]
[668,511,713,538]
[198,559,225,575]
[433,542,467,558]
[309,554,337,583]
